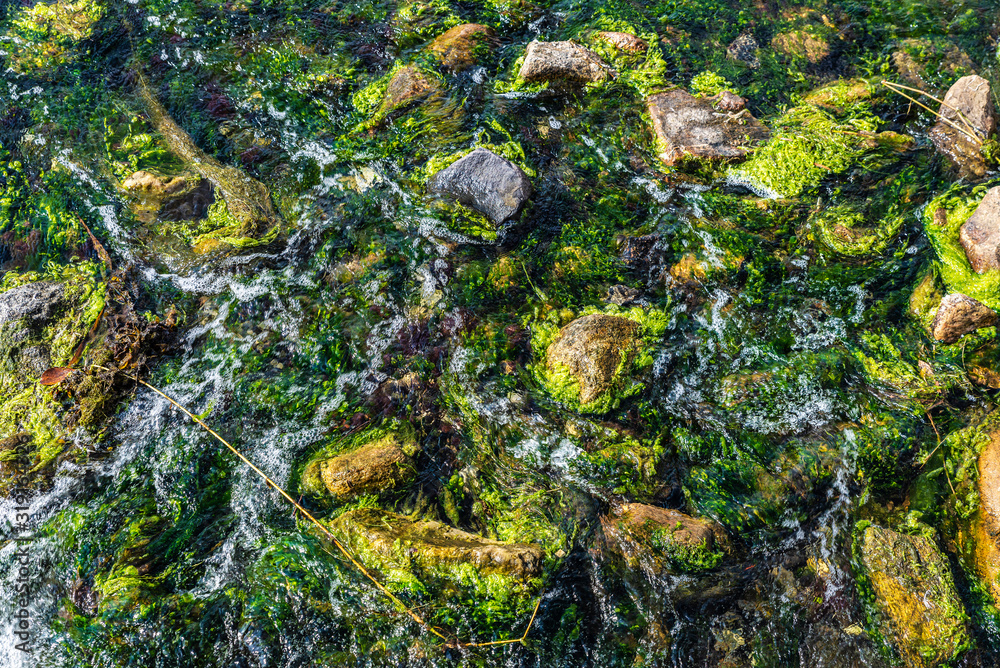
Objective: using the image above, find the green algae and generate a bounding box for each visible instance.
[923,185,1000,310]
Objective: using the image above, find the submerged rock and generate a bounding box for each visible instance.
[601,503,727,573]
[771,30,830,64]
[959,186,1000,274]
[301,431,419,502]
[380,65,441,117]
[931,293,997,344]
[893,38,977,93]
[929,75,996,178]
[645,90,769,166]
[545,314,641,410]
[518,40,614,87]
[330,508,543,581]
[858,524,969,668]
[122,170,214,223]
[0,282,65,327]
[0,282,66,375]
[428,148,533,226]
[726,33,760,69]
[428,24,496,71]
[595,31,647,53]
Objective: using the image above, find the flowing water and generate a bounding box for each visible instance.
[2,0,1000,666]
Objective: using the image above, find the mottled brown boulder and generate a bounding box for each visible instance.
[301,432,418,501]
[595,31,647,53]
[428,148,532,225]
[929,75,997,178]
[771,30,830,64]
[646,90,769,166]
[428,24,496,71]
[960,187,1000,273]
[859,525,969,668]
[122,170,214,222]
[726,33,760,69]
[931,293,997,344]
[330,508,543,581]
[546,314,640,405]
[380,65,441,116]
[518,40,614,86]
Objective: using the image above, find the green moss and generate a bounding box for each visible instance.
[690,71,735,96]
[923,185,1000,310]
[811,204,904,257]
[3,0,104,75]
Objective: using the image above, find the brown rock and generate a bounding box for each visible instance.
[428,24,497,71]
[612,503,726,551]
[546,314,640,405]
[931,293,997,344]
[330,508,543,581]
[646,89,769,166]
[929,75,996,178]
[960,187,1000,273]
[976,425,1000,606]
[726,33,760,69]
[300,433,418,501]
[595,31,647,53]
[771,30,830,64]
[599,503,728,574]
[122,170,214,222]
[380,66,441,116]
[518,40,614,86]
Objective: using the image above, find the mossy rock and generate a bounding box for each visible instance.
[974,416,1000,608]
[300,428,420,502]
[328,507,544,585]
[600,503,728,574]
[2,0,103,76]
[857,524,971,668]
[892,37,977,94]
[428,24,497,72]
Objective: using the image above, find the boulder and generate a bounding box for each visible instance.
[122,170,214,223]
[929,75,997,179]
[892,38,977,93]
[595,31,647,53]
[428,148,533,226]
[330,508,543,581]
[713,90,746,112]
[858,524,969,668]
[959,187,1000,273]
[380,65,441,117]
[931,293,997,343]
[645,89,769,166]
[546,314,641,407]
[300,432,418,501]
[771,30,830,64]
[518,40,614,87]
[428,24,496,71]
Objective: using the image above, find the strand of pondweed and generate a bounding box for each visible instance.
[89,365,541,649]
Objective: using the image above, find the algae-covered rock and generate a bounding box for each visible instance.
[545,314,640,410]
[646,89,769,167]
[301,430,419,502]
[517,40,614,87]
[931,293,997,344]
[771,30,830,64]
[379,65,442,117]
[858,524,970,668]
[975,424,1000,607]
[428,24,496,71]
[892,37,977,93]
[959,186,1000,274]
[330,508,543,581]
[726,33,760,69]
[929,75,996,179]
[600,503,727,574]
[427,148,532,226]
[595,31,647,54]
[122,170,214,223]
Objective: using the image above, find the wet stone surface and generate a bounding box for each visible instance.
[427,147,533,226]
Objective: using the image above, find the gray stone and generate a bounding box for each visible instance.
[960,187,1000,273]
[646,89,769,166]
[929,75,997,179]
[546,314,640,405]
[300,432,418,502]
[0,282,64,327]
[932,293,997,344]
[518,40,614,86]
[428,148,532,226]
[727,33,760,69]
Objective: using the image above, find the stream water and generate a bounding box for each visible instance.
[2,0,1000,666]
